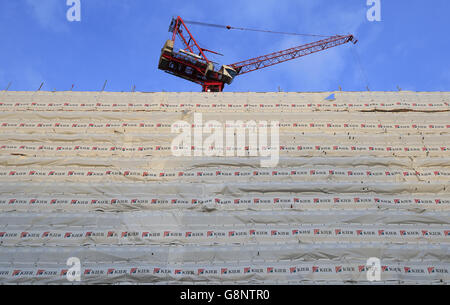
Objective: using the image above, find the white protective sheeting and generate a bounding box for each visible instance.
[0,91,449,284]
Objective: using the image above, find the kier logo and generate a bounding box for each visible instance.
[107,231,116,237]
[35,269,53,276]
[381,265,398,272]
[404,267,424,274]
[84,269,93,275]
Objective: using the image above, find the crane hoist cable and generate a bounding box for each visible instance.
[183,20,334,38]
[351,45,371,91]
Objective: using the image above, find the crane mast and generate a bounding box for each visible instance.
[158,16,357,92]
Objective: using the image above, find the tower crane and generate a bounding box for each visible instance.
[158,16,357,92]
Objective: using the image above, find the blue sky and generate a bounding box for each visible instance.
[0,0,448,92]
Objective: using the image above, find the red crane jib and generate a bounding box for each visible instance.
[229,35,355,74]
[158,16,356,92]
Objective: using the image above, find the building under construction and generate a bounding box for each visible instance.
[0,90,448,284]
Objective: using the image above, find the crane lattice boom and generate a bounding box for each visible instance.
[230,35,355,75]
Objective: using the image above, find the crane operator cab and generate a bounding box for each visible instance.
[218,65,238,84]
